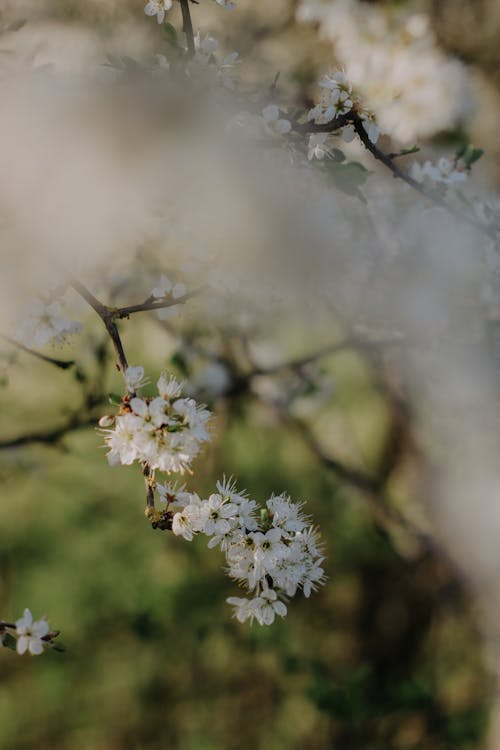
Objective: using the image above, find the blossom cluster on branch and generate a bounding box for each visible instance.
[160,479,325,624]
[2,0,500,654]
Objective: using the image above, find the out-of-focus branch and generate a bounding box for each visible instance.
[0,412,98,450]
[0,334,75,371]
[115,285,206,318]
[295,111,499,241]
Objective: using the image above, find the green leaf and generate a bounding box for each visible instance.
[108,393,123,406]
[457,144,485,169]
[170,352,189,377]
[162,22,179,47]
[330,148,346,163]
[2,632,17,651]
[325,159,370,199]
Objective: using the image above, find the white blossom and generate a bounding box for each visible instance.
[262,105,292,136]
[17,300,81,349]
[101,372,211,474]
[125,366,149,393]
[15,609,49,656]
[308,133,330,161]
[144,0,173,24]
[410,157,467,187]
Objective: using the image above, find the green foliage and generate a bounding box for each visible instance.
[325,157,371,199]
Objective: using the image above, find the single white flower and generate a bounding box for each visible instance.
[125,366,149,393]
[252,589,287,626]
[262,105,292,136]
[144,0,173,24]
[157,373,183,400]
[308,133,330,161]
[151,274,173,299]
[202,493,237,536]
[15,609,49,656]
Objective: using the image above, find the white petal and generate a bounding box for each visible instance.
[17,636,29,655]
[29,639,44,655]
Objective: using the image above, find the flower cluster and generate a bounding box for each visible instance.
[299,0,468,143]
[410,157,467,187]
[100,369,211,474]
[308,71,353,125]
[163,478,325,625]
[1,609,59,656]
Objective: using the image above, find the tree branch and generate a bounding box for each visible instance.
[115,285,206,318]
[69,278,129,376]
[180,0,195,57]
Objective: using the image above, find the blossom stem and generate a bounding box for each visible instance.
[179,0,195,58]
[143,463,155,509]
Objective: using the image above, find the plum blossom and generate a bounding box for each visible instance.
[15,609,49,656]
[164,479,325,625]
[144,0,173,24]
[100,371,211,474]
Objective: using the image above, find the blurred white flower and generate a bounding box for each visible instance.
[17,300,81,348]
[262,105,292,136]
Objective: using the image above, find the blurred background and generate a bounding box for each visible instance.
[1,1,500,749]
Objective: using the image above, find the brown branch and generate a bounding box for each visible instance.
[68,277,129,376]
[293,112,352,135]
[295,110,499,242]
[350,112,500,242]
[180,0,195,58]
[115,285,206,318]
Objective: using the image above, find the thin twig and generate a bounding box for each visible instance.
[115,285,206,318]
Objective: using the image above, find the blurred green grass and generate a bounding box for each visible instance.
[0,367,491,749]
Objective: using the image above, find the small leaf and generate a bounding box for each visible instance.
[325,159,370,199]
[170,352,189,377]
[2,632,17,651]
[330,148,346,163]
[108,393,123,406]
[162,22,178,47]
